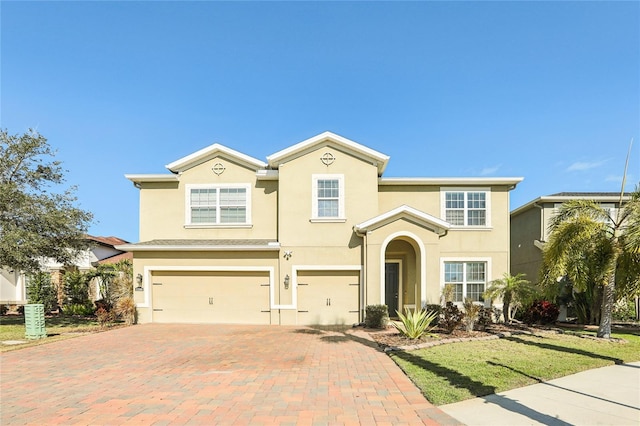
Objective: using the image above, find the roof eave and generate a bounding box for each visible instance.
[115,243,281,252]
[165,143,267,173]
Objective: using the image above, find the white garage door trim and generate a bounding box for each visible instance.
[292,265,362,311]
[138,266,275,310]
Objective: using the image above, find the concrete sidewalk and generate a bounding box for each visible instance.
[440,361,640,426]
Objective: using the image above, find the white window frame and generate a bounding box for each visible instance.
[440,257,491,304]
[441,187,491,228]
[185,183,252,228]
[311,174,345,222]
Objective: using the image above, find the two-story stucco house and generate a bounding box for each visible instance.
[510,192,630,285]
[118,132,522,325]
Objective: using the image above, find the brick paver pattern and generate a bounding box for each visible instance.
[1,324,460,425]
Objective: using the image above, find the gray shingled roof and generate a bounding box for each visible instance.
[549,192,623,197]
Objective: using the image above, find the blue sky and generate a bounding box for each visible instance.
[2,1,638,243]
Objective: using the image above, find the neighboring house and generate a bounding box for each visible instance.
[0,235,132,309]
[510,192,630,285]
[118,131,522,325]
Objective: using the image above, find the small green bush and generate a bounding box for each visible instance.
[63,303,94,316]
[393,308,438,339]
[613,298,637,321]
[441,302,464,333]
[26,271,57,312]
[365,305,389,328]
[64,270,90,306]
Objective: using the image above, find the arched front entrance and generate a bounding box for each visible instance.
[380,232,425,317]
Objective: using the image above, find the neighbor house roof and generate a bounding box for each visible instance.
[267,131,390,176]
[96,252,133,265]
[511,192,631,216]
[115,239,281,252]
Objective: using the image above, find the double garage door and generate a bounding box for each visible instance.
[149,269,360,325]
[151,271,271,324]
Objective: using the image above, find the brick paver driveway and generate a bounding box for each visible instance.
[1,324,459,425]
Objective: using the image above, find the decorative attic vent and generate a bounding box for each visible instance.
[212,163,226,175]
[321,152,335,166]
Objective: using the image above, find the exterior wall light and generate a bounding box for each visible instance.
[135,273,143,290]
[284,274,290,290]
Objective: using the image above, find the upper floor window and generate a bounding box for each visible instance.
[443,261,487,302]
[442,189,490,227]
[186,184,251,226]
[312,174,345,221]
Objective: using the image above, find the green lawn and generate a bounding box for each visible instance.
[0,315,118,352]
[390,329,640,406]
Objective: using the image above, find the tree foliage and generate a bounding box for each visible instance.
[0,129,93,273]
[540,190,640,338]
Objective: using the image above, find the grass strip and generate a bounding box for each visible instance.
[389,330,640,406]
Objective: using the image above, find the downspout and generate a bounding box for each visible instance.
[354,226,367,322]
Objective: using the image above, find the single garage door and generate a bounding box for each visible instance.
[151,271,271,324]
[296,270,360,325]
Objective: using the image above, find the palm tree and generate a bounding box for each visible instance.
[542,189,640,338]
[484,273,537,323]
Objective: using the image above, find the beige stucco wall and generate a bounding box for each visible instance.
[276,145,378,289]
[138,155,277,241]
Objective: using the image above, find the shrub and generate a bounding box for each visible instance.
[63,303,94,316]
[424,304,442,325]
[26,271,57,312]
[441,302,464,333]
[462,298,481,332]
[0,305,7,315]
[94,299,112,312]
[392,307,438,339]
[477,307,495,330]
[612,298,637,321]
[365,305,389,329]
[114,296,136,326]
[523,300,560,325]
[96,307,115,327]
[64,269,90,306]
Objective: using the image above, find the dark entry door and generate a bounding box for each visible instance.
[385,262,400,317]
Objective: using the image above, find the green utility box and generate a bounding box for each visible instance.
[24,304,46,339]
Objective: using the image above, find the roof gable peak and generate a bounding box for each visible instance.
[165,143,267,174]
[267,131,390,176]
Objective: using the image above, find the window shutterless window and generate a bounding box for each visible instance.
[186,184,250,226]
[444,261,486,302]
[311,174,345,221]
[442,189,490,227]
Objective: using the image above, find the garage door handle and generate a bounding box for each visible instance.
[209,297,214,305]
[326,298,331,306]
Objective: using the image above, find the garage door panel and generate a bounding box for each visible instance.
[297,271,360,326]
[151,271,270,324]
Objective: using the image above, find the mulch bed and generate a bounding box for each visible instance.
[363,323,578,351]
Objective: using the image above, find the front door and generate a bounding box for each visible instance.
[385,262,400,317]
